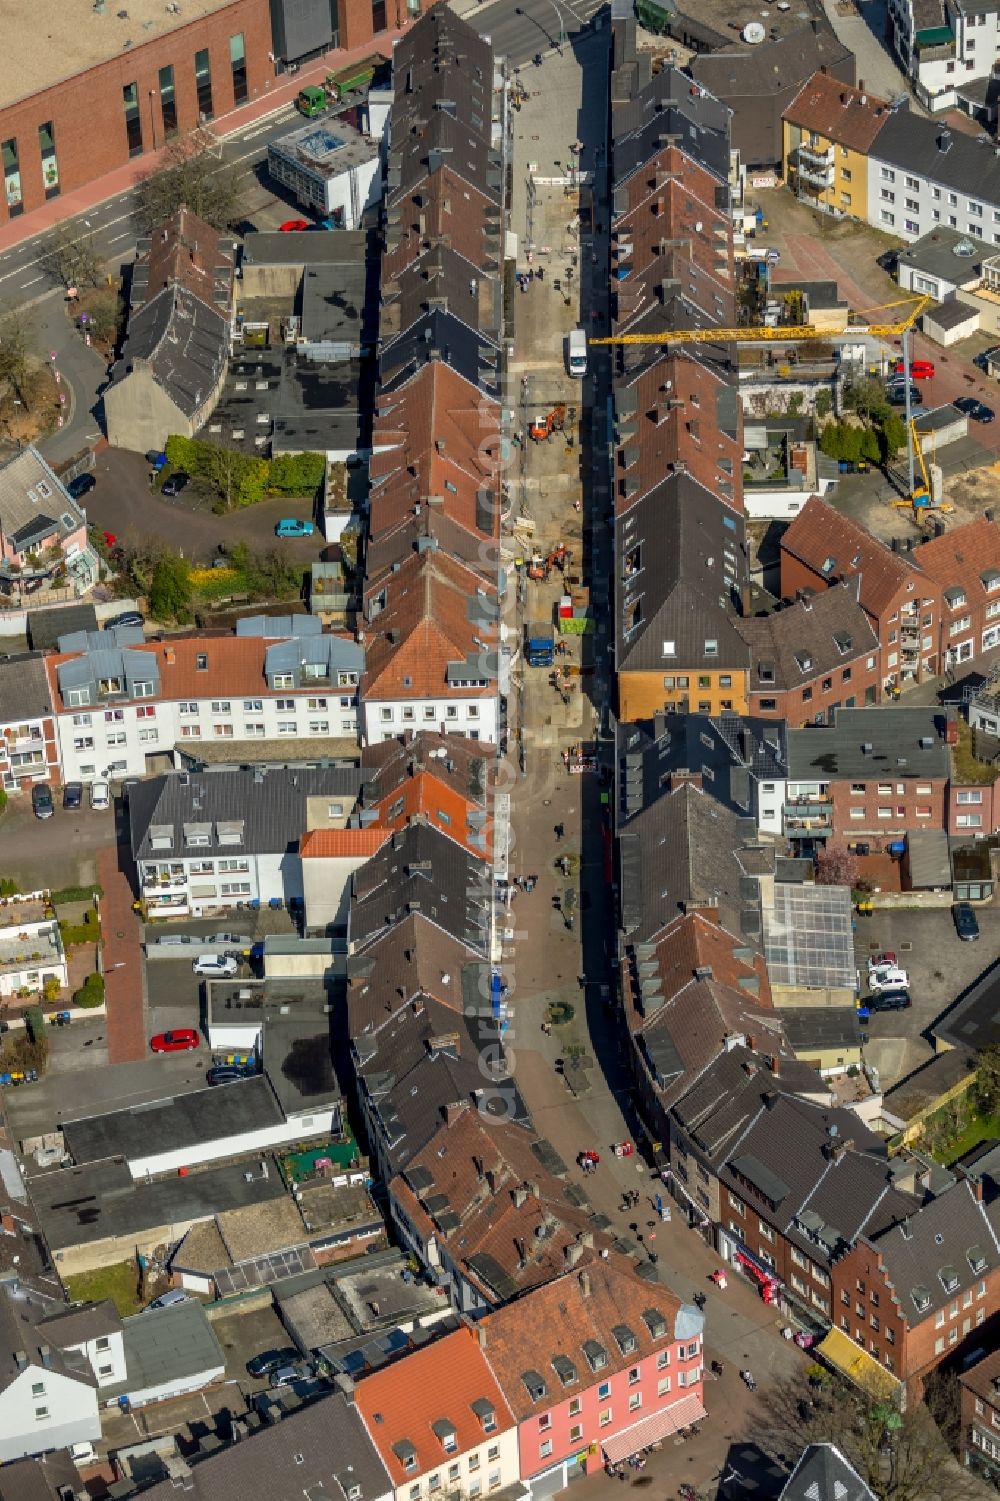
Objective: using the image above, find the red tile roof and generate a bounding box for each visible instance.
[370,363,501,542]
[912,516,1000,600]
[139,205,235,308]
[481,1261,681,1420]
[389,1110,614,1304]
[784,72,891,153]
[355,1326,515,1480]
[780,496,923,619]
[44,634,280,713]
[362,552,497,700]
[300,829,391,859]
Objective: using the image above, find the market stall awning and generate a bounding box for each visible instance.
[601,1394,707,1462]
[816,1328,901,1401]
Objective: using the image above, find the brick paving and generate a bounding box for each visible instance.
[97,845,146,1064]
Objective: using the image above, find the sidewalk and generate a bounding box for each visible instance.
[0,27,410,257]
[97,845,147,1065]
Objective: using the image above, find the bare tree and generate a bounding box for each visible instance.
[0,311,38,411]
[752,1371,979,1501]
[134,128,243,233]
[40,224,105,289]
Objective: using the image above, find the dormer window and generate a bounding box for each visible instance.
[967,1245,987,1274]
[471,1397,496,1431]
[613,1324,636,1356]
[583,1340,607,1373]
[704,639,718,657]
[911,1286,931,1313]
[98,677,124,696]
[432,1420,457,1453]
[938,1266,960,1294]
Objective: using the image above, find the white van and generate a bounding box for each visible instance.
[747,246,780,264]
[567,327,587,377]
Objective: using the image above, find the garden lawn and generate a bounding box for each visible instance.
[65,1261,143,1317]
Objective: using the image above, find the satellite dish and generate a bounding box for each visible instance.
[743,19,766,40]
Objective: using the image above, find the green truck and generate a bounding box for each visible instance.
[295,56,389,118]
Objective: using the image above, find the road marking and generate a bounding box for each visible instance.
[20,275,44,287]
[108,232,131,244]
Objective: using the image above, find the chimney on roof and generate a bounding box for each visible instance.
[972,1176,984,1201]
[39,1345,51,1368]
[579,1269,592,1299]
[858,79,865,93]
[745,1033,756,1052]
[476,1323,487,1350]
[770,1055,781,1076]
[513,1186,528,1209]
[528,1180,540,1199]
[565,1242,585,1268]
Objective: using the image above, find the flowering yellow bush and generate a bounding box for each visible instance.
[190,567,235,585]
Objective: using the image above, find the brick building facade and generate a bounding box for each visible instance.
[829,1178,1000,1395]
[0,0,416,225]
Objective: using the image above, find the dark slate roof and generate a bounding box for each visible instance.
[618,780,768,945]
[355,995,527,1175]
[0,654,52,727]
[736,579,880,694]
[785,707,949,782]
[378,308,501,399]
[867,1177,1000,1324]
[692,25,854,97]
[671,1045,827,1167]
[616,474,749,674]
[26,604,97,651]
[612,66,730,183]
[350,823,491,954]
[0,1454,83,1501]
[112,284,229,417]
[934,958,1000,1054]
[718,1094,918,1267]
[137,1389,392,1501]
[0,1283,97,1390]
[130,765,361,860]
[778,1007,863,1054]
[27,1157,288,1252]
[870,110,1000,205]
[62,1076,285,1165]
[241,229,368,267]
[778,1443,876,1501]
[380,249,500,346]
[617,712,787,827]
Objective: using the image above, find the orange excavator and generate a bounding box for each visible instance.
[526,544,570,581]
[528,404,567,441]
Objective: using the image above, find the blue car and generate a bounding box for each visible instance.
[275,518,315,537]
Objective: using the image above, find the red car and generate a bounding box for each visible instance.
[150,1028,200,1053]
[279,219,310,232]
[892,358,935,379]
[103,531,117,548]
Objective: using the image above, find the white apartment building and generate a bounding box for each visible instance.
[46,619,363,783]
[130,764,360,917]
[887,0,1000,111]
[868,113,1000,243]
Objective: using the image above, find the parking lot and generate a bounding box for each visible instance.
[0,793,120,893]
[212,1303,296,1392]
[5,1044,209,1145]
[855,904,998,1087]
[84,448,323,569]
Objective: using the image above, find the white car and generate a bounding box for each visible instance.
[869,964,910,993]
[90,779,110,810]
[191,954,239,978]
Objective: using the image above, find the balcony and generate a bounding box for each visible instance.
[798,141,834,168]
[783,798,833,835]
[795,157,835,190]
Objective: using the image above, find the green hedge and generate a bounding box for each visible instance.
[164,435,324,509]
[73,973,105,1008]
[59,910,101,947]
[52,884,102,904]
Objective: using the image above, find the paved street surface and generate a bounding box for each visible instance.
[820,0,923,110]
[498,32,809,1501]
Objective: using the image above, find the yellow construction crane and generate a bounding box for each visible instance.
[588,294,934,347]
[892,417,954,517]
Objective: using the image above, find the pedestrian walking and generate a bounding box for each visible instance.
[554,823,565,841]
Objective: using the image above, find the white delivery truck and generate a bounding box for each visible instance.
[567,327,587,377]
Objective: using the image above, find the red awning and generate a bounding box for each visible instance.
[600,1394,708,1463]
